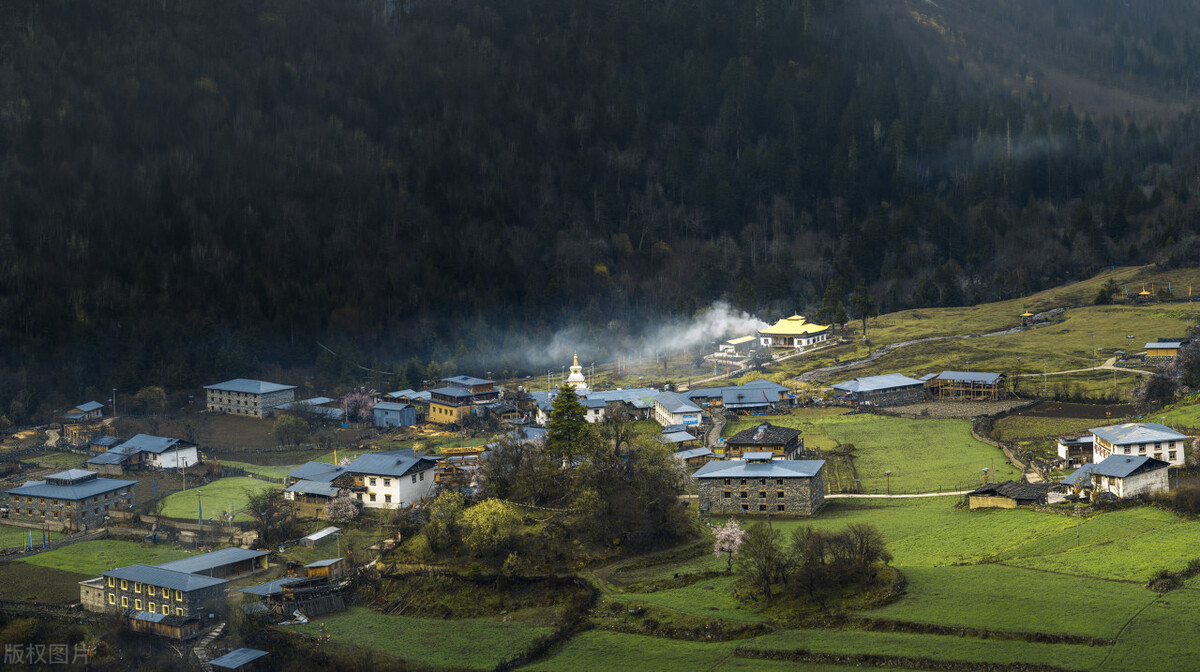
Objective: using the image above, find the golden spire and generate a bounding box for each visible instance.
[573,351,579,367]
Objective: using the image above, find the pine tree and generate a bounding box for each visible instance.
[547,385,590,460]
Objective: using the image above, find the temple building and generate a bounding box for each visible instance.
[757,315,830,349]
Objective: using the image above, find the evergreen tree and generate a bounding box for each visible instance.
[547,385,590,460]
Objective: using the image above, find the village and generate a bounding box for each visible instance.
[3,277,1200,671]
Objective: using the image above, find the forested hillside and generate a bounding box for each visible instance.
[0,0,1198,421]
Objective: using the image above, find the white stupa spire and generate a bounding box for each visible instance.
[566,351,590,395]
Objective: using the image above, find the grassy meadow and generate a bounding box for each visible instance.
[158,477,278,522]
[18,539,193,575]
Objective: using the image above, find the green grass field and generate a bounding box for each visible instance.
[209,459,297,480]
[725,414,1006,492]
[18,539,193,575]
[0,523,63,548]
[291,607,555,669]
[158,477,278,522]
[20,452,88,468]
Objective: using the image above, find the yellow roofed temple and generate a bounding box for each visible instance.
[757,315,831,349]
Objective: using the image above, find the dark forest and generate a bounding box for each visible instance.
[0,0,1199,421]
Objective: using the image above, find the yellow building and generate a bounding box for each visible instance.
[1145,338,1188,360]
[757,315,830,349]
[426,376,498,425]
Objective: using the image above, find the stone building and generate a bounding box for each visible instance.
[693,457,825,516]
[2,469,135,531]
[91,564,227,617]
[204,379,297,418]
[724,423,804,460]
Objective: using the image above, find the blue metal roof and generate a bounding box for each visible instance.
[935,371,1004,384]
[49,469,96,482]
[1090,423,1188,445]
[103,564,227,592]
[305,557,344,568]
[285,480,341,497]
[442,375,493,386]
[659,430,698,444]
[115,434,194,455]
[831,373,925,394]
[430,386,474,398]
[674,447,714,460]
[90,436,121,447]
[287,461,346,483]
[692,459,825,479]
[346,449,438,478]
[73,401,104,413]
[1090,455,1170,479]
[155,547,267,574]
[240,577,300,596]
[6,475,135,500]
[86,449,133,465]
[655,391,702,414]
[209,648,269,670]
[373,402,412,412]
[1061,464,1095,487]
[721,388,773,409]
[204,379,296,394]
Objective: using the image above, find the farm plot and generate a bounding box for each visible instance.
[158,477,277,522]
[19,539,192,575]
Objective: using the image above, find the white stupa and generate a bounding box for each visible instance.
[565,352,590,395]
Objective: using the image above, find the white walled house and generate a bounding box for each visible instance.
[1089,455,1170,499]
[204,379,297,418]
[343,450,439,509]
[653,392,703,428]
[85,434,198,472]
[1090,423,1189,467]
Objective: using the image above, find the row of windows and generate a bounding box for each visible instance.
[107,593,184,615]
[722,478,786,486]
[366,473,426,488]
[106,577,184,600]
[21,494,113,505]
[738,504,786,512]
[724,491,786,499]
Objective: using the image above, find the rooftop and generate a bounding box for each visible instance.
[968,480,1051,500]
[1061,464,1095,487]
[209,648,269,670]
[284,480,342,498]
[1089,423,1188,445]
[205,379,296,394]
[933,371,1004,384]
[674,447,714,461]
[6,475,136,500]
[103,564,227,592]
[114,434,195,455]
[72,401,104,413]
[240,577,301,596]
[1091,455,1170,479]
[429,386,475,399]
[693,459,825,479]
[305,557,344,568]
[48,469,96,483]
[758,314,830,336]
[154,547,267,575]
[287,461,346,483]
[373,402,413,412]
[654,391,702,415]
[441,375,493,387]
[346,449,439,478]
[831,373,925,394]
[659,430,698,444]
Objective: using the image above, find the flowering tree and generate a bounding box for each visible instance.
[713,518,747,574]
[341,392,375,423]
[325,489,361,523]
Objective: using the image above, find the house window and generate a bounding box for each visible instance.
[759,504,767,511]
[759,478,766,485]
[148,586,155,597]
[148,603,156,614]
[108,594,115,605]
[776,479,783,485]
[134,599,142,610]
[120,580,127,590]
[411,475,417,483]
[759,491,767,498]
[134,583,141,593]
[384,479,391,487]
[741,505,749,512]
[420,472,425,481]
[723,478,731,486]
[777,505,786,512]
[384,494,392,503]
[1139,445,1146,453]
[176,607,184,616]
[740,491,748,499]
[107,577,115,587]
[369,478,377,486]
[176,590,183,601]
[369,494,377,502]
[1170,451,1177,461]
[163,603,170,613]
[723,491,731,498]
[121,597,128,608]
[777,491,785,498]
[356,494,363,501]
[739,479,747,485]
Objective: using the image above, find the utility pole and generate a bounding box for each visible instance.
[1090,332,1095,368]
[197,490,202,529]
[112,388,117,417]
[1074,504,1081,547]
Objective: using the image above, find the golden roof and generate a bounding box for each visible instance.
[758,314,830,336]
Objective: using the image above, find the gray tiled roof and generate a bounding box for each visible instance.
[654,391,702,414]
[659,430,698,444]
[1090,455,1170,479]
[831,373,925,394]
[1090,423,1188,445]
[674,447,714,460]
[209,648,269,670]
[6,475,135,500]
[86,449,134,465]
[155,547,267,574]
[240,577,300,596]
[205,379,295,394]
[115,434,195,455]
[346,449,438,478]
[1061,464,1095,487]
[287,461,346,483]
[73,401,104,413]
[968,480,1050,500]
[935,371,1004,384]
[103,564,227,592]
[442,375,493,387]
[48,469,96,482]
[285,480,341,497]
[693,459,824,479]
[430,386,474,398]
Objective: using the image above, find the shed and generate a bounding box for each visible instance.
[209,648,269,670]
[305,557,347,581]
[303,526,343,547]
[967,481,1053,509]
[373,402,416,428]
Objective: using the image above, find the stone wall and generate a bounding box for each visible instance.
[856,386,926,407]
[698,471,824,516]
